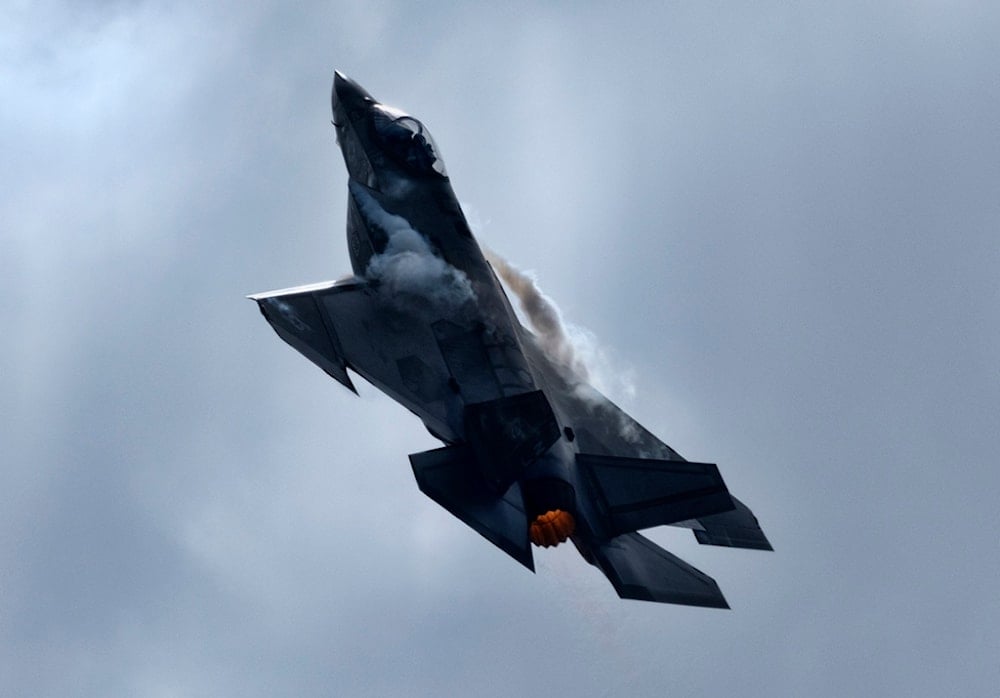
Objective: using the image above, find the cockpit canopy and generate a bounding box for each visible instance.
[371,104,447,177]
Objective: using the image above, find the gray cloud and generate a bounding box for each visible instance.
[3,2,999,696]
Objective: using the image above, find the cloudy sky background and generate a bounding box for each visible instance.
[4,2,999,695]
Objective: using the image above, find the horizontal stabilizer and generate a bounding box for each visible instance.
[691,497,773,550]
[250,281,357,394]
[577,453,735,536]
[593,532,729,608]
[410,445,534,571]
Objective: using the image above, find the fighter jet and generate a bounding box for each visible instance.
[250,72,771,608]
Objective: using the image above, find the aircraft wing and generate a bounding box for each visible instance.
[251,277,459,441]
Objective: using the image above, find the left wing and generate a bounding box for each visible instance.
[251,277,458,441]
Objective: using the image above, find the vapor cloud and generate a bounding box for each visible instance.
[484,249,636,404]
[484,249,589,379]
[351,181,476,313]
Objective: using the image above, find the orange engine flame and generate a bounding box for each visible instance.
[529,509,576,547]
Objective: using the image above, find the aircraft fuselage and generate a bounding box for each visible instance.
[250,73,771,607]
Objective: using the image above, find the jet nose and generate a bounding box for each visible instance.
[331,71,375,123]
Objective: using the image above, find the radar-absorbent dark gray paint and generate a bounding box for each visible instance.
[250,72,771,608]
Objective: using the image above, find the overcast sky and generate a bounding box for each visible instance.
[3,2,999,696]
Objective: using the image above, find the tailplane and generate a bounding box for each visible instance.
[592,532,729,608]
[409,444,534,571]
[576,453,735,537]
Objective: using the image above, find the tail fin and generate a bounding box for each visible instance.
[576,453,735,537]
[410,445,534,571]
[592,532,729,608]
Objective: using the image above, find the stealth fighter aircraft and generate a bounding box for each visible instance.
[251,72,771,608]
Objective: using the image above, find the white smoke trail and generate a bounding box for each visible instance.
[483,248,637,404]
[483,249,590,381]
